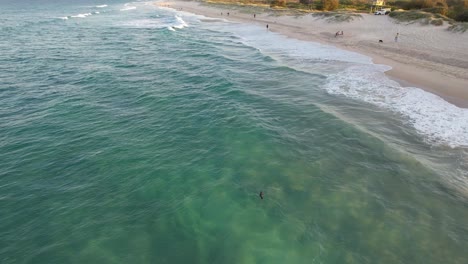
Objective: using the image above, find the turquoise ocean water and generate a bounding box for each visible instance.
[1,1,468,263]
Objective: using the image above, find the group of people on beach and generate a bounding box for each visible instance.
[334,30,399,43]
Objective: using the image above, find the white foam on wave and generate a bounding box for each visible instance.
[165,16,189,31]
[71,13,92,18]
[64,11,100,20]
[172,15,188,29]
[121,6,136,11]
[96,5,108,8]
[122,11,189,31]
[325,64,468,148]
[195,21,468,148]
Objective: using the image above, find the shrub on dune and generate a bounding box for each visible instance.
[321,0,339,11]
[455,10,468,21]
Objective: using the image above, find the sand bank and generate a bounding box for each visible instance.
[159,1,468,108]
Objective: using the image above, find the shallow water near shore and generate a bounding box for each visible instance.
[1,1,468,263]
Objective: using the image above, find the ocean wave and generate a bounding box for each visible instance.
[96,5,108,8]
[173,16,188,29]
[325,64,468,148]
[121,6,136,11]
[123,15,189,30]
[206,22,468,148]
[71,13,92,18]
[64,11,99,20]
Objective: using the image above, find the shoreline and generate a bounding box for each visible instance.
[161,1,468,108]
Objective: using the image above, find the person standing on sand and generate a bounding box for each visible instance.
[254,13,256,18]
[395,33,399,42]
[266,24,269,30]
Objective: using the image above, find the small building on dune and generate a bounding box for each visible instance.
[372,0,386,6]
[371,0,388,13]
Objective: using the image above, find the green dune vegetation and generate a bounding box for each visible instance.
[205,0,468,22]
[388,0,468,31]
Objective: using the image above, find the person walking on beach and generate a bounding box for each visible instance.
[395,33,399,42]
[254,13,256,18]
[266,24,269,30]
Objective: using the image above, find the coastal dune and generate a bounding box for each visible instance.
[162,1,468,107]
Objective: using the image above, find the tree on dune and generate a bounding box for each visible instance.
[433,0,449,15]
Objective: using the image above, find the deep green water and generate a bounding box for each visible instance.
[1,1,467,263]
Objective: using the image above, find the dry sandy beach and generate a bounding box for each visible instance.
[159,0,468,107]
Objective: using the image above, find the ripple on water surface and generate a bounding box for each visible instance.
[0,2,467,264]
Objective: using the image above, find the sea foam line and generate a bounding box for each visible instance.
[325,64,468,148]
[203,21,468,148]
